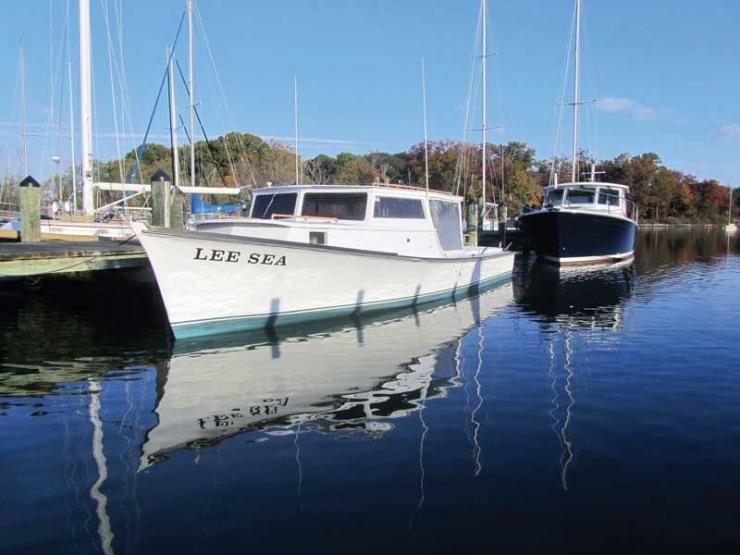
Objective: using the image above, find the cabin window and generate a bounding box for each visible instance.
[545,189,565,206]
[373,197,425,219]
[567,188,596,204]
[251,193,297,219]
[429,200,463,251]
[302,193,367,221]
[598,188,621,206]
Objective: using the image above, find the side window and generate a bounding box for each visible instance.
[302,193,367,221]
[598,188,620,206]
[545,189,564,206]
[429,200,463,251]
[251,193,297,219]
[373,197,425,219]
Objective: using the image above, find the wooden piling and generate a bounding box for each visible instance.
[19,176,41,243]
[466,200,478,246]
[150,170,171,228]
[170,186,185,231]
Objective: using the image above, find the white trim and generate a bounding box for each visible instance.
[542,251,634,265]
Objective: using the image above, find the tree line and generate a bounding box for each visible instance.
[21,131,740,223]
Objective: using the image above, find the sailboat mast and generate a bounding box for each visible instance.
[481,0,487,205]
[571,0,581,182]
[79,0,94,214]
[187,0,195,187]
[68,61,77,213]
[167,47,180,188]
[294,75,299,185]
[422,58,430,192]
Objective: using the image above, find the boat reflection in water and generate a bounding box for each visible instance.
[515,258,634,330]
[140,282,514,470]
[514,258,635,489]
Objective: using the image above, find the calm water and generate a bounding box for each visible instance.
[2,228,739,554]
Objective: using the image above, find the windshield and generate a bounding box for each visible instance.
[567,188,596,204]
[545,189,565,206]
[429,200,463,251]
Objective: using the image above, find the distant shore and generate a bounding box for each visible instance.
[639,222,734,228]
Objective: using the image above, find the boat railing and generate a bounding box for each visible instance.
[558,189,638,221]
[370,180,456,196]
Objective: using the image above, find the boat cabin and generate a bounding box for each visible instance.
[542,182,637,221]
[193,184,474,258]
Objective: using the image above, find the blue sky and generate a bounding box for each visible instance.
[1,0,739,185]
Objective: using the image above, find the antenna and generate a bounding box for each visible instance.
[294,74,300,185]
[19,46,29,177]
[187,0,195,187]
[421,58,430,193]
[571,0,581,182]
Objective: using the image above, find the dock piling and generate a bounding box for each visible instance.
[19,176,41,243]
[170,186,185,231]
[466,200,478,246]
[150,170,171,228]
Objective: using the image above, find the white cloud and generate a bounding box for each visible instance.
[595,97,662,122]
[719,123,740,136]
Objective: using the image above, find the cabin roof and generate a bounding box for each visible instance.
[249,183,462,202]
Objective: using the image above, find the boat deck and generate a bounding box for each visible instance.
[0,239,148,278]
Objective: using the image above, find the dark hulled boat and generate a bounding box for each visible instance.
[517,182,638,265]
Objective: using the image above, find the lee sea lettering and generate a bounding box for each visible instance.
[193,247,286,266]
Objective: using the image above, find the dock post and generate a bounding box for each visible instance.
[169,186,185,231]
[500,204,508,246]
[19,176,41,242]
[150,170,171,228]
[466,200,478,246]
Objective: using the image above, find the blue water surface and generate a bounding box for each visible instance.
[1,228,739,554]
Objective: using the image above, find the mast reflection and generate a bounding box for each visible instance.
[515,259,635,489]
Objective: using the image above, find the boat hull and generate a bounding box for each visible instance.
[138,228,514,338]
[518,209,636,265]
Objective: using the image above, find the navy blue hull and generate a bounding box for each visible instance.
[518,209,636,264]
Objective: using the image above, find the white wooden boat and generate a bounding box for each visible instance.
[139,282,513,469]
[136,184,514,338]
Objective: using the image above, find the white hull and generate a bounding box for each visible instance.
[138,228,514,338]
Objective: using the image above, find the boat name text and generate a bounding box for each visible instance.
[193,247,286,266]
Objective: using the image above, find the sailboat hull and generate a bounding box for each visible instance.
[138,228,514,338]
[518,209,636,265]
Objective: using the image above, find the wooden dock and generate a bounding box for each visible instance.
[0,239,148,278]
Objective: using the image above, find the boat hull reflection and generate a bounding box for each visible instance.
[140,282,513,469]
[514,258,634,329]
